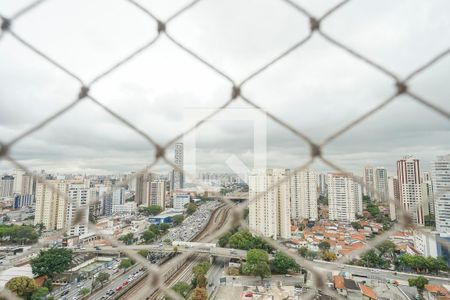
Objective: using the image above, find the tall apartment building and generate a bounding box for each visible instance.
[135,172,153,205]
[432,155,450,234]
[363,167,375,199]
[290,170,318,221]
[148,180,167,208]
[66,184,90,236]
[34,180,81,231]
[327,173,361,222]
[421,172,434,218]
[112,187,126,206]
[318,173,328,196]
[397,156,424,225]
[248,169,291,240]
[1,175,14,197]
[171,143,184,191]
[388,176,400,220]
[374,167,389,202]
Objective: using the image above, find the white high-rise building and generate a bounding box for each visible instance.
[66,184,90,236]
[327,173,360,222]
[432,155,450,234]
[318,173,328,196]
[171,143,184,191]
[13,169,26,194]
[397,156,424,225]
[34,180,80,230]
[0,175,14,197]
[374,167,389,202]
[148,180,167,208]
[363,167,375,199]
[248,169,291,240]
[388,176,400,221]
[112,188,126,206]
[290,170,318,221]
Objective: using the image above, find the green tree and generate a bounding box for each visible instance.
[172,215,184,226]
[31,287,49,300]
[196,274,207,288]
[408,276,428,292]
[5,276,37,298]
[118,232,134,245]
[366,203,380,217]
[167,281,190,299]
[148,224,161,236]
[359,250,389,269]
[376,240,396,256]
[351,222,362,230]
[306,250,319,260]
[272,251,299,274]
[318,241,331,251]
[244,249,271,282]
[218,232,231,247]
[321,251,337,262]
[186,203,197,215]
[191,287,208,300]
[119,258,133,270]
[95,272,110,287]
[31,248,73,279]
[148,205,163,216]
[139,205,163,216]
[298,247,308,258]
[193,262,210,277]
[142,230,156,244]
[138,250,149,258]
[159,223,170,233]
[79,287,90,296]
[228,231,254,250]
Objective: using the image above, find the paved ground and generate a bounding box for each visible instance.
[215,286,244,300]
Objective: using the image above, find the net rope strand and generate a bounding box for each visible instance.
[0,0,449,299]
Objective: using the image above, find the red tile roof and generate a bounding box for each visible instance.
[334,276,345,289]
[360,284,377,300]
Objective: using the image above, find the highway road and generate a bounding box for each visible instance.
[312,260,450,286]
[90,264,144,300]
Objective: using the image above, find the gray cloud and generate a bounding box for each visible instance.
[0,0,449,177]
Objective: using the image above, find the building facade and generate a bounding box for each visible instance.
[374,167,389,202]
[66,184,90,236]
[248,169,291,240]
[432,155,450,234]
[1,175,14,198]
[388,176,400,221]
[363,167,375,200]
[327,173,360,222]
[397,156,424,225]
[290,170,318,221]
[171,143,184,191]
[148,180,167,208]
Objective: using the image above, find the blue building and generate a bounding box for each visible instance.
[12,194,34,209]
[148,210,183,225]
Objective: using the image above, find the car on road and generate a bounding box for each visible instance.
[62,290,70,296]
[123,280,129,286]
[115,286,123,292]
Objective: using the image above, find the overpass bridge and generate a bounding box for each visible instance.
[76,243,248,260]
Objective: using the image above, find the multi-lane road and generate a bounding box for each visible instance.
[312,260,450,286]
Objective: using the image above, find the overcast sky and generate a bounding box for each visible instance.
[0,0,449,178]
